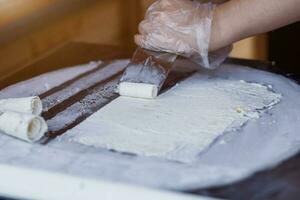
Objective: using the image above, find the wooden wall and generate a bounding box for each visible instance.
[0,0,268,84]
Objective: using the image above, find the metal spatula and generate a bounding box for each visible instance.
[118,47,177,99]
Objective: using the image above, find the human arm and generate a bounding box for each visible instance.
[210,0,300,51]
[135,0,300,68]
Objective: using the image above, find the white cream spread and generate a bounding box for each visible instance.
[68,73,281,162]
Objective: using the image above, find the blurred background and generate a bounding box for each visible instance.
[0,0,299,87]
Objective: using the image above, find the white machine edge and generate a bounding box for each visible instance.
[0,164,213,200]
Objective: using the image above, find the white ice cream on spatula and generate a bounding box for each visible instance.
[118,48,177,99]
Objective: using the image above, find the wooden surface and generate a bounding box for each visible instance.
[231,34,269,60]
[1,43,299,200]
[0,0,142,83]
[0,42,133,89]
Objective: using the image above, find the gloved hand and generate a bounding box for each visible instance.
[135,0,232,69]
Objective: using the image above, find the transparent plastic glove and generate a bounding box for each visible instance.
[135,0,231,69]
